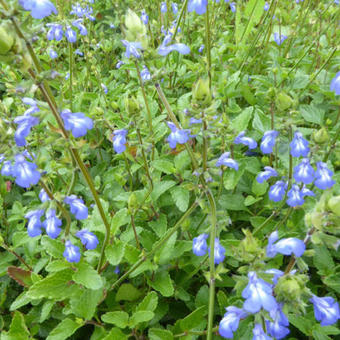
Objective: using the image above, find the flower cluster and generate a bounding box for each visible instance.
[19,0,57,19]
[158,32,190,56]
[46,19,88,44]
[61,109,94,138]
[219,232,340,338]
[192,234,226,265]
[166,122,191,149]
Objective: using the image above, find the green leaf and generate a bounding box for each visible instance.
[241,0,265,43]
[105,240,125,266]
[40,300,55,323]
[72,263,103,290]
[252,109,271,133]
[151,181,176,201]
[10,291,31,311]
[300,104,325,125]
[111,208,130,236]
[174,151,190,172]
[70,288,103,320]
[288,315,313,336]
[219,193,245,210]
[46,318,83,340]
[180,306,207,331]
[252,179,268,196]
[149,328,174,340]
[313,244,335,276]
[152,159,175,174]
[102,328,128,340]
[223,163,245,190]
[171,186,190,212]
[115,283,142,302]
[41,236,64,258]
[148,214,167,238]
[136,291,158,312]
[129,311,154,327]
[158,232,177,265]
[195,285,209,308]
[1,311,30,340]
[7,266,32,287]
[149,271,174,297]
[231,107,253,132]
[101,311,129,328]
[46,260,71,273]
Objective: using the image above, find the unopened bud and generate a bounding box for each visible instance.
[328,196,340,217]
[193,79,212,106]
[313,127,329,144]
[124,95,139,116]
[276,92,293,111]
[0,23,14,55]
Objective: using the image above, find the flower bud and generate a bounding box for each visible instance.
[274,275,303,301]
[124,95,139,116]
[328,196,340,217]
[192,79,212,106]
[276,92,293,111]
[0,234,3,246]
[313,127,329,144]
[310,211,323,230]
[128,193,138,212]
[0,23,14,55]
[124,9,145,36]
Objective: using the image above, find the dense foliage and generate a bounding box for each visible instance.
[0,0,339,339]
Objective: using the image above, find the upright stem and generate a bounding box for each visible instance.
[323,108,340,163]
[1,244,33,271]
[204,2,212,89]
[172,0,189,41]
[69,43,74,112]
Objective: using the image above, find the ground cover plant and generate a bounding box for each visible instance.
[0,0,339,339]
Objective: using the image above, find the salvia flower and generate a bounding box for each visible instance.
[14,112,39,147]
[19,0,58,19]
[229,2,236,12]
[65,26,77,43]
[198,44,205,53]
[49,49,58,59]
[256,166,278,183]
[72,19,87,36]
[310,295,340,326]
[161,2,167,12]
[101,83,108,94]
[140,66,151,82]
[286,184,305,207]
[61,109,93,138]
[260,130,279,154]
[172,3,178,14]
[290,131,310,157]
[219,306,247,339]
[301,185,315,197]
[25,209,44,237]
[293,158,314,184]
[264,2,270,10]
[268,180,286,202]
[166,122,190,148]
[314,162,335,190]
[242,271,277,313]
[216,152,239,170]
[188,0,208,15]
[64,195,88,220]
[1,161,13,177]
[252,323,273,340]
[39,188,50,202]
[234,131,257,149]
[76,229,99,249]
[112,129,128,154]
[141,10,149,25]
[75,49,84,56]
[43,209,62,239]
[265,269,284,285]
[189,117,202,125]
[274,33,287,45]
[330,71,340,95]
[12,154,41,188]
[116,60,124,69]
[46,23,63,41]
[121,40,142,58]
[266,231,305,258]
[208,238,226,265]
[192,233,208,256]
[266,305,290,339]
[63,240,81,263]
[158,33,190,56]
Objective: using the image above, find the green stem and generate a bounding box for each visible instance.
[204,2,212,89]
[1,244,33,271]
[69,42,74,112]
[323,108,340,163]
[174,327,219,338]
[123,153,133,191]
[172,0,189,41]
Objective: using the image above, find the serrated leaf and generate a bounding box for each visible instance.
[148,214,167,238]
[300,104,324,125]
[252,109,271,133]
[40,300,55,323]
[136,291,158,312]
[70,288,103,320]
[180,306,207,331]
[171,186,189,212]
[111,208,130,236]
[313,244,335,276]
[9,291,31,311]
[231,107,253,132]
[41,236,64,258]
[158,232,177,265]
[129,311,154,327]
[46,260,71,272]
[149,328,174,340]
[115,283,141,302]
[102,327,128,340]
[152,159,175,174]
[223,164,245,190]
[151,181,176,201]
[101,311,129,328]
[105,240,125,266]
[252,179,268,196]
[46,318,83,340]
[149,271,174,297]
[1,311,29,340]
[72,263,103,290]
[7,266,32,287]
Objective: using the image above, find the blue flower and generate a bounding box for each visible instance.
[19,0,58,19]
[198,44,205,53]
[63,240,81,263]
[264,2,270,10]
[121,40,142,58]
[166,122,190,148]
[75,49,84,56]
[46,24,63,41]
[158,33,190,56]
[39,188,50,202]
[140,65,151,82]
[260,130,279,154]
[219,306,248,339]
[274,33,287,45]
[49,49,58,59]
[301,185,315,197]
[70,3,84,17]
[256,166,278,183]
[265,269,284,285]
[101,83,108,94]
[25,209,44,237]
[268,180,286,202]
[314,162,335,190]
[229,2,236,12]
[216,152,239,170]
[114,266,120,274]
[64,195,88,220]
[234,131,257,149]
[116,60,124,69]
[242,272,277,313]
[192,233,208,256]
[43,209,62,239]
[172,3,178,14]
[310,295,340,326]
[72,19,87,36]
[1,161,13,177]
[208,238,226,265]
[76,229,99,249]
[189,117,202,125]
[286,184,305,207]
[65,26,77,43]
[266,231,305,258]
[293,158,314,184]
[335,0,339,5]
[252,323,273,340]
[330,71,340,95]
[161,2,167,12]
[61,109,93,138]
[290,131,310,157]
[141,10,149,25]
[188,0,207,15]
[266,305,290,339]
[14,112,39,147]
[112,129,128,154]
[12,154,41,188]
